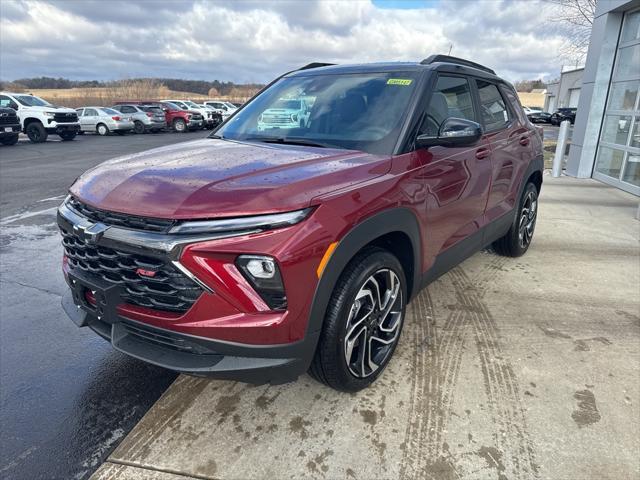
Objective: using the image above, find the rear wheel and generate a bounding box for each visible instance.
[133,121,145,134]
[26,122,47,143]
[309,247,407,392]
[0,134,19,145]
[96,123,109,136]
[493,182,538,257]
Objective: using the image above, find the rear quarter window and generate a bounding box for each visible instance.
[500,85,526,123]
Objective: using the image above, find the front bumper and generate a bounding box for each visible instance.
[46,123,80,134]
[187,119,203,129]
[0,125,20,136]
[61,286,314,384]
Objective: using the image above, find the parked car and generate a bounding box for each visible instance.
[161,99,219,129]
[76,107,134,135]
[58,55,543,392]
[257,98,311,130]
[114,101,204,132]
[205,100,237,119]
[0,91,79,143]
[527,111,552,124]
[0,107,21,145]
[522,106,542,115]
[550,107,577,125]
[111,104,166,133]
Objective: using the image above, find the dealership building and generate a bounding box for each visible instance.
[566,0,640,196]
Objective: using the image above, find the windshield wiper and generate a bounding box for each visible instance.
[246,136,329,149]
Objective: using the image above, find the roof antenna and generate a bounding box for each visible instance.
[447,43,453,55]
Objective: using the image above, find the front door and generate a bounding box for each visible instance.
[414,74,492,264]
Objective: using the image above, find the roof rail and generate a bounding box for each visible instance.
[420,55,495,75]
[298,62,335,71]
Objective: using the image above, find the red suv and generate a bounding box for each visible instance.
[114,101,204,132]
[58,56,543,391]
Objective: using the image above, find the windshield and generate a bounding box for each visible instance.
[216,72,419,154]
[15,95,51,107]
[184,101,199,108]
[224,102,237,109]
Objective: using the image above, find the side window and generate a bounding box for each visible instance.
[421,76,475,135]
[476,80,510,131]
[85,108,98,116]
[76,109,84,116]
[0,95,17,109]
[500,85,525,123]
[120,106,133,113]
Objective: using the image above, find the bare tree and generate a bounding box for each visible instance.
[547,0,597,63]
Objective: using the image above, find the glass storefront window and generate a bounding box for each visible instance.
[621,9,640,43]
[607,81,639,110]
[631,118,640,148]
[615,44,640,79]
[595,147,625,178]
[622,154,640,186]
[601,115,632,145]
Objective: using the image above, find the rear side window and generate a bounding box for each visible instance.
[421,75,476,135]
[500,85,526,123]
[476,80,510,131]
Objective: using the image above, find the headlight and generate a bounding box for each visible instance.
[168,208,313,235]
[291,114,298,121]
[236,255,287,310]
[44,112,55,117]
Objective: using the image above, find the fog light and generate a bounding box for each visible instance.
[236,255,287,310]
[245,257,275,279]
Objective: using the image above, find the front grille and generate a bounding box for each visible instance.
[53,112,78,123]
[262,115,292,124]
[61,228,203,313]
[190,114,203,121]
[0,113,19,125]
[67,197,175,233]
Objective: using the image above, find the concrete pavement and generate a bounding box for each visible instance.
[93,175,640,480]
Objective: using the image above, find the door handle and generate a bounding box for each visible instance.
[519,136,530,146]
[475,147,491,160]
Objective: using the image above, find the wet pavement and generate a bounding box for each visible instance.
[0,131,207,479]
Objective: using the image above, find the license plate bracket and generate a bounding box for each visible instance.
[67,271,122,324]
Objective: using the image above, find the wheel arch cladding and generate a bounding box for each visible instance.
[23,117,42,127]
[307,207,422,338]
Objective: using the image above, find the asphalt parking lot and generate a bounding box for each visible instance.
[1,128,638,480]
[0,131,208,480]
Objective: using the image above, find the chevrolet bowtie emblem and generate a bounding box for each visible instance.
[73,222,109,244]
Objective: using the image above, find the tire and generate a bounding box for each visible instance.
[173,118,186,133]
[26,122,47,143]
[309,247,407,392]
[96,123,109,136]
[133,121,145,134]
[59,132,76,141]
[0,134,19,145]
[493,182,539,257]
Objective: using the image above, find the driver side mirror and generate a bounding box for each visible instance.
[416,117,483,148]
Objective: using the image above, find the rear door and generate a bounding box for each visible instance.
[414,74,493,259]
[82,108,99,131]
[473,79,530,223]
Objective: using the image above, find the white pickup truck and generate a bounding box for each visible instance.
[0,91,80,143]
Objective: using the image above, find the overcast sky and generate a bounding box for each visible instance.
[1,0,573,84]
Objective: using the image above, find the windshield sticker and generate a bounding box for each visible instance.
[387,78,413,86]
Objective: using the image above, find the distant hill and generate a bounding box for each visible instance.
[0,76,263,97]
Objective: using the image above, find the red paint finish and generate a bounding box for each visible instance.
[66,69,542,347]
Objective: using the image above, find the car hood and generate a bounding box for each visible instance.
[70,139,390,219]
[22,105,77,114]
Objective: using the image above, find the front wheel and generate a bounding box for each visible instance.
[173,118,187,133]
[309,247,407,392]
[493,182,538,257]
[26,122,47,143]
